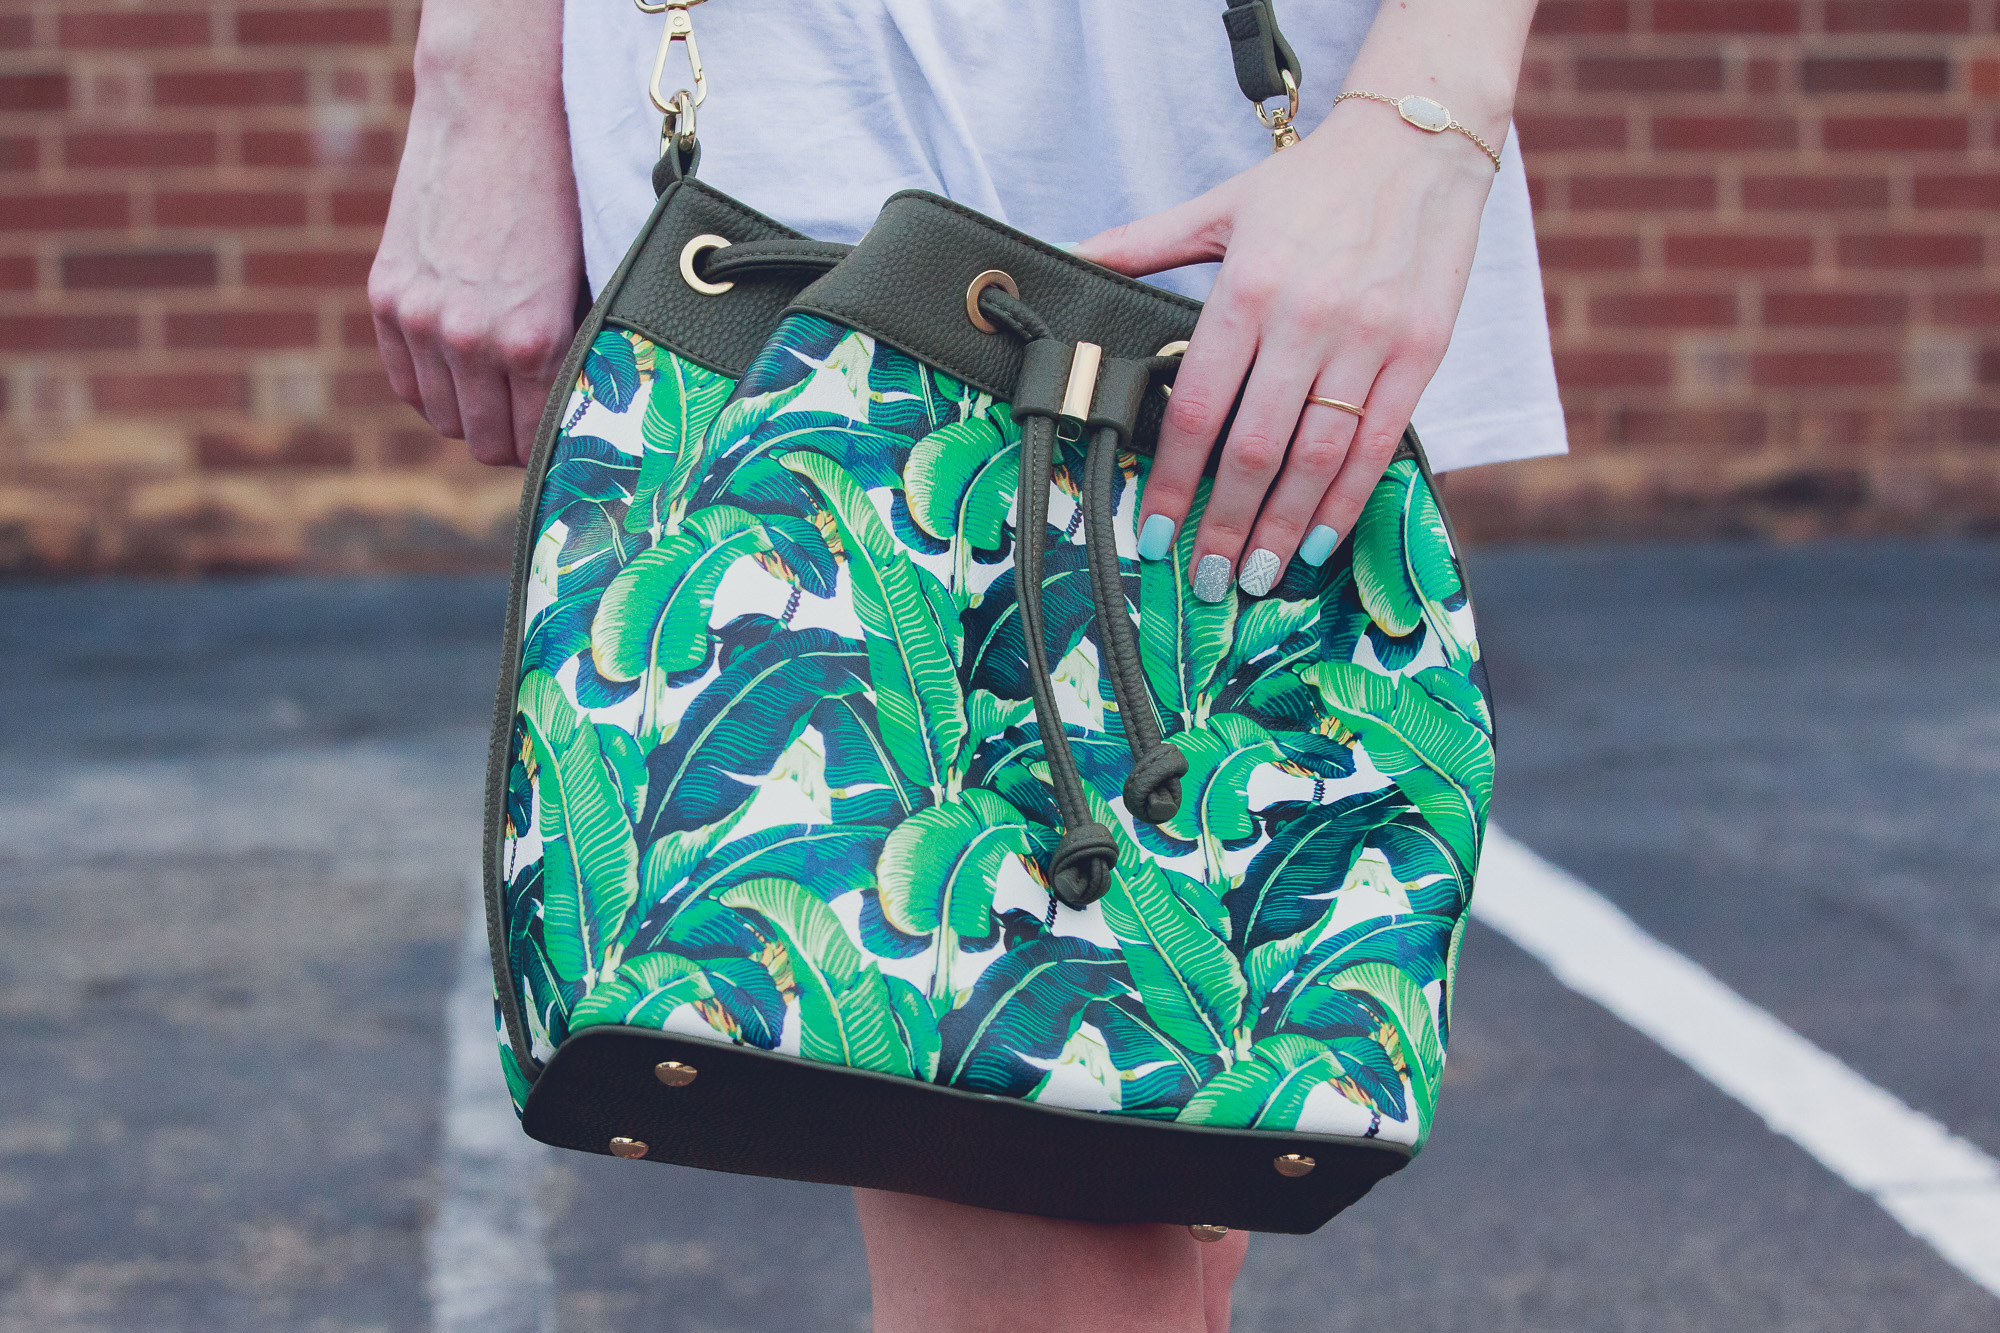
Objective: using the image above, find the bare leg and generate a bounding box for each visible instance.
[1200,1227,1249,1333]
[855,1189,1250,1333]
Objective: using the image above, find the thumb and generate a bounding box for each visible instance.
[1071,187,1233,277]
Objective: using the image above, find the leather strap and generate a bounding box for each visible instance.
[651,136,701,195]
[604,179,830,379]
[1083,364,1188,827]
[789,191,1203,415]
[1221,0,1302,105]
[696,239,852,283]
[1010,340,1117,908]
[655,3,1305,177]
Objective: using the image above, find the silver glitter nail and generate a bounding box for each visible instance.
[1193,554,1233,603]
[1237,547,1281,597]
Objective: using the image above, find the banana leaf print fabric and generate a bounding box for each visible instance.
[497,315,1493,1150]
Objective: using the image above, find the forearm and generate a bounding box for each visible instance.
[372,0,579,466]
[405,0,570,201]
[413,0,565,99]
[1330,0,1539,153]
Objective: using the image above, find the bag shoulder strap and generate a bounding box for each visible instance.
[1221,0,1301,103]
[644,0,1309,170]
[1220,0,1304,150]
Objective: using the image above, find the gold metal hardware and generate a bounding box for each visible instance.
[1154,340,1189,397]
[679,235,734,295]
[1189,1224,1230,1243]
[658,90,696,159]
[1254,68,1300,152]
[964,269,1020,334]
[1273,1153,1317,1177]
[1057,341,1103,440]
[639,0,708,156]
[654,1060,698,1087]
[1306,394,1365,419]
[1331,89,1503,171]
[608,1136,650,1159]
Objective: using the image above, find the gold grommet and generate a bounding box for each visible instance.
[1155,340,1189,396]
[1188,1224,1229,1243]
[965,269,1020,334]
[679,234,734,295]
[608,1136,649,1159]
[654,1060,697,1087]
[1273,1153,1317,1177]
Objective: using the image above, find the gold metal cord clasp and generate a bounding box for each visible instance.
[1057,341,1103,441]
[637,0,708,154]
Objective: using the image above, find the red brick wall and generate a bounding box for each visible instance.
[2,1,1997,573]
[0,0,521,573]
[1451,0,2000,540]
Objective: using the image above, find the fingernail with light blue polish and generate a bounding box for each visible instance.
[1193,554,1233,603]
[1299,525,1341,567]
[1137,514,1176,562]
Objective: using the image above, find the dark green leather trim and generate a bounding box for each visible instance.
[525,1025,1409,1234]
[788,191,1205,407]
[697,239,851,284]
[605,178,823,379]
[1223,0,1303,104]
[787,191,1442,469]
[484,176,788,1084]
[480,179,671,1083]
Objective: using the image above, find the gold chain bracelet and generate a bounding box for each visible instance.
[1332,90,1503,171]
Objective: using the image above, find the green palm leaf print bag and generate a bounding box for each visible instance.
[482,0,1494,1236]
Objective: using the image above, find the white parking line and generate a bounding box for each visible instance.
[429,837,2000,1318]
[1475,828,2000,1299]
[427,875,558,1333]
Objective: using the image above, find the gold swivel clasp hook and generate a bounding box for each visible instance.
[637,0,708,157]
[1255,68,1300,152]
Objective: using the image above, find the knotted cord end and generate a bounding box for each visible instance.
[1123,745,1188,825]
[1050,822,1118,908]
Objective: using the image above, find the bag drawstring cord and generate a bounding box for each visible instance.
[1001,316,1187,910]
[672,256,1186,913]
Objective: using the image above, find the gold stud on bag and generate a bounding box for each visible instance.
[479,0,1494,1237]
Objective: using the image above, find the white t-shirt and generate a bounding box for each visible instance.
[562,0,1567,472]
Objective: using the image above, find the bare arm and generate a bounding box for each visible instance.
[1075,0,1540,596]
[369,0,581,467]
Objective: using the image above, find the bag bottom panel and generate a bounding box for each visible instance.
[523,1025,1410,1234]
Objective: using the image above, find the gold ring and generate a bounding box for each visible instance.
[1154,340,1189,396]
[1307,394,1365,418]
[965,270,1020,334]
[679,235,733,295]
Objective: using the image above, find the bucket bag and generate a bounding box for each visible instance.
[482,0,1495,1237]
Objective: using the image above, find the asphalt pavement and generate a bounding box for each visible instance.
[1,539,1995,1332]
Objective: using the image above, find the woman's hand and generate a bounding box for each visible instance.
[1074,101,1498,598]
[369,0,580,468]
